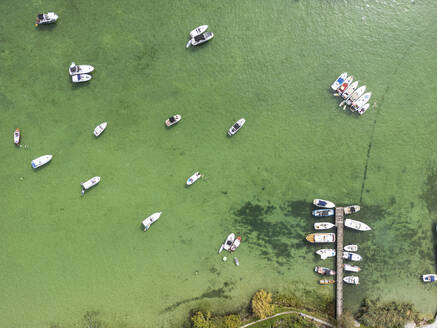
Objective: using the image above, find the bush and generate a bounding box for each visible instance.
[191,311,214,328]
[223,314,240,328]
[251,289,275,319]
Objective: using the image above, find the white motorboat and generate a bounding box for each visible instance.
[190,32,214,47]
[35,12,58,26]
[357,103,370,115]
[94,122,107,137]
[219,233,235,253]
[345,219,371,231]
[422,274,437,283]
[69,62,94,76]
[230,236,241,252]
[80,176,101,195]
[165,115,182,127]
[344,205,360,215]
[316,249,336,260]
[306,233,335,243]
[346,85,366,106]
[344,264,361,272]
[234,257,240,266]
[312,209,334,217]
[351,92,372,111]
[342,81,359,99]
[331,72,347,90]
[31,155,52,169]
[14,128,20,145]
[313,199,335,208]
[337,75,353,95]
[228,118,245,136]
[344,276,360,285]
[315,266,336,276]
[344,244,358,252]
[343,252,362,261]
[314,222,335,230]
[142,212,162,231]
[190,25,208,38]
[186,172,202,185]
[72,74,92,83]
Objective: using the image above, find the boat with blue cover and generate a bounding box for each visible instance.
[313,199,335,208]
[312,209,334,217]
[422,274,437,283]
[331,72,347,90]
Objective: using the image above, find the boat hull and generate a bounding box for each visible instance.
[313,199,335,208]
[344,276,359,285]
[14,128,20,145]
[190,25,208,38]
[316,249,336,259]
[72,74,92,83]
[306,233,335,243]
[31,155,52,169]
[228,118,245,136]
[314,222,335,230]
[222,233,235,252]
[142,212,162,231]
[81,176,101,190]
[343,252,362,261]
[94,122,107,137]
[186,172,201,185]
[312,209,334,217]
[330,72,347,90]
[344,219,371,231]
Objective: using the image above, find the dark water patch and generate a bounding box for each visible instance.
[280,200,311,218]
[221,191,228,195]
[360,141,373,203]
[421,166,437,213]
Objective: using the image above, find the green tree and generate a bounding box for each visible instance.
[251,289,275,319]
[223,314,240,328]
[191,311,214,328]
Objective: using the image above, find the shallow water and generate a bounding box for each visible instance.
[1,0,436,327]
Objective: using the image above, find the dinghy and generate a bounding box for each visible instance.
[234,257,240,266]
[331,72,347,90]
[344,276,360,285]
[342,81,359,99]
[72,74,92,83]
[186,172,202,185]
[315,266,336,276]
[343,252,362,261]
[14,128,20,145]
[228,118,245,136]
[219,233,235,253]
[31,155,52,169]
[337,75,353,95]
[94,122,107,137]
[165,115,182,127]
[344,244,358,252]
[142,212,162,231]
[81,176,101,195]
[312,209,334,217]
[319,279,335,285]
[313,199,335,208]
[190,25,208,38]
[230,236,241,252]
[35,12,58,26]
[69,62,94,76]
[351,92,372,112]
[344,264,361,272]
[316,249,336,260]
[346,85,366,106]
[357,103,370,115]
[345,219,371,231]
[306,233,335,243]
[344,205,360,215]
[422,274,437,283]
[314,222,335,230]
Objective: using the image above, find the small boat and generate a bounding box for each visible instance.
[357,103,370,115]
[14,128,20,145]
[190,32,214,47]
[69,62,94,76]
[344,244,358,252]
[219,233,236,253]
[344,264,361,272]
[337,75,353,95]
[331,72,348,90]
[94,122,107,137]
[315,266,336,276]
[230,236,241,252]
[35,12,58,26]
[343,252,362,261]
[228,118,245,136]
[186,172,202,185]
[72,74,92,83]
[344,219,371,231]
[312,209,334,217]
[344,205,360,215]
[316,249,336,259]
[306,233,335,243]
[346,85,366,106]
[31,155,52,169]
[314,222,335,230]
[422,274,437,283]
[80,176,101,195]
[351,92,372,112]
[165,115,182,127]
[344,276,360,285]
[313,199,335,208]
[142,212,162,231]
[234,257,240,266]
[190,25,208,38]
[319,279,335,285]
[342,81,359,99]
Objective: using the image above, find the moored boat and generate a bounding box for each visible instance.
[346,85,366,106]
[230,236,241,252]
[234,257,240,266]
[344,205,360,215]
[343,252,362,261]
[94,122,107,137]
[186,172,202,185]
[312,209,334,217]
[316,249,336,259]
[344,244,358,252]
[342,81,359,99]
[306,233,335,243]
[344,264,361,272]
[69,62,94,76]
[142,212,162,231]
[422,274,437,283]
[319,279,335,285]
[14,128,20,145]
[219,233,236,253]
[313,199,335,208]
[344,219,371,231]
[165,115,182,127]
[331,72,347,90]
[357,103,370,115]
[351,92,372,111]
[314,222,335,230]
[31,155,53,169]
[228,118,245,136]
[35,12,58,26]
[189,25,208,38]
[344,276,360,285]
[81,176,101,195]
[337,75,353,95]
[72,74,92,83]
[315,266,336,276]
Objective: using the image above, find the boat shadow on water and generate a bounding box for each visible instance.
[35,24,58,32]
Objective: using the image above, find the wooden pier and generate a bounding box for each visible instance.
[335,207,344,326]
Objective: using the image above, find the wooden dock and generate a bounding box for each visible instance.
[335,207,344,326]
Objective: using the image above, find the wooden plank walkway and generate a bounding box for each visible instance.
[335,207,344,326]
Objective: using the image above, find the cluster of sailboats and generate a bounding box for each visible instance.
[331,72,372,115]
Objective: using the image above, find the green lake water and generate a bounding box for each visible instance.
[1,0,437,327]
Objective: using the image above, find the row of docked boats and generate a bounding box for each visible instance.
[330,72,372,115]
[312,219,371,232]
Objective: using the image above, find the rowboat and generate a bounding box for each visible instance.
[142,212,162,231]
[344,264,361,272]
[344,276,360,285]
[422,274,437,283]
[344,219,371,231]
[314,222,335,230]
[331,72,347,90]
[14,128,20,145]
[344,244,358,252]
[343,252,362,261]
[313,199,335,208]
[312,209,334,217]
[315,266,336,276]
[316,249,336,259]
[344,205,360,215]
[319,279,335,285]
[306,233,335,243]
